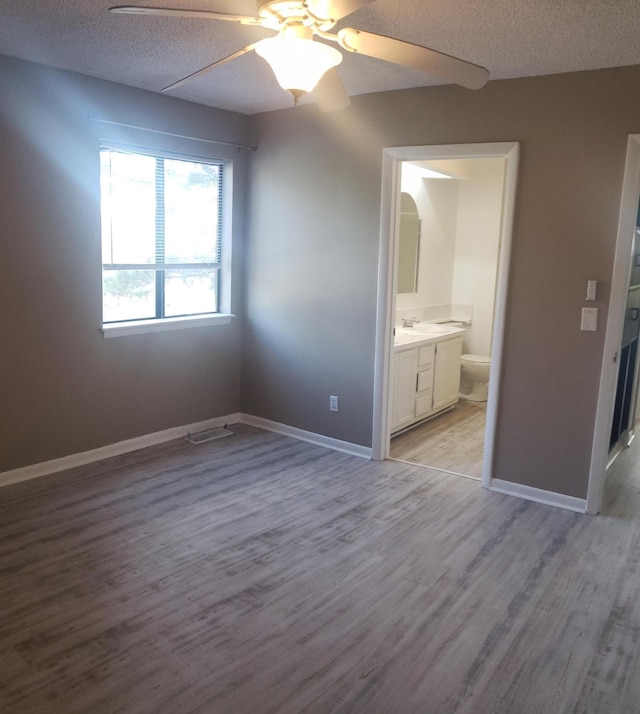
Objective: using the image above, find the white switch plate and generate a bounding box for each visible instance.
[581,307,598,331]
[329,395,339,412]
[586,280,597,301]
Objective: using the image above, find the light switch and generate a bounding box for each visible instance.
[581,307,598,331]
[586,280,597,301]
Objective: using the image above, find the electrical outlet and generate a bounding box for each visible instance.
[329,395,339,412]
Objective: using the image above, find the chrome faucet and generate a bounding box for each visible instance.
[401,317,421,327]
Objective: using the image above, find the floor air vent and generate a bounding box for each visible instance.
[186,427,233,445]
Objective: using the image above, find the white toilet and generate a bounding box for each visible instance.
[460,354,491,401]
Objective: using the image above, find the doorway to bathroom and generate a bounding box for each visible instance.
[371,142,520,488]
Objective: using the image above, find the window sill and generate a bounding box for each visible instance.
[101,313,235,338]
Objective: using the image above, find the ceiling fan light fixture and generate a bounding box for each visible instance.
[255,27,342,101]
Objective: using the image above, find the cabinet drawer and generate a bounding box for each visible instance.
[415,392,433,418]
[418,344,435,369]
[416,368,433,393]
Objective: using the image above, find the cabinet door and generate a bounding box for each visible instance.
[433,338,463,412]
[391,349,417,432]
[415,366,434,419]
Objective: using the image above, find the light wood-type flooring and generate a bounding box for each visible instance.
[390,400,486,478]
[1,423,640,713]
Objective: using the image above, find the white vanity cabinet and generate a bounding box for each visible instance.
[391,349,418,431]
[391,336,463,434]
[433,337,463,412]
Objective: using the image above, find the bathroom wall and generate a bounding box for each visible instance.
[397,158,505,356]
[451,158,506,355]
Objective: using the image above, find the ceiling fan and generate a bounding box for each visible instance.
[109,0,489,111]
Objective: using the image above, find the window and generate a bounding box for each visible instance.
[99,146,229,333]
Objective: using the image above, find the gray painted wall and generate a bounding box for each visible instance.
[4,50,640,502]
[243,109,382,447]
[244,66,640,499]
[0,55,249,472]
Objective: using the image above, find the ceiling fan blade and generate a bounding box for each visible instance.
[162,44,258,93]
[338,28,489,90]
[108,6,262,25]
[305,0,375,22]
[312,68,350,112]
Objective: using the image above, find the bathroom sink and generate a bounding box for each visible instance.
[406,323,451,334]
[394,322,465,348]
[400,323,465,336]
[394,331,425,346]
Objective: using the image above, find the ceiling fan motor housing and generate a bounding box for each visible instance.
[258,1,337,32]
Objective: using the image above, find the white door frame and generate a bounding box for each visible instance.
[587,134,640,514]
[372,142,520,491]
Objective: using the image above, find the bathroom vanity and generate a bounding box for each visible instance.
[390,324,465,434]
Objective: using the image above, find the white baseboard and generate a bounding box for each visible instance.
[489,478,587,514]
[238,414,373,460]
[0,412,371,489]
[6,417,587,513]
[0,414,241,488]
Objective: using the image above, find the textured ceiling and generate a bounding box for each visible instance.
[1,0,640,115]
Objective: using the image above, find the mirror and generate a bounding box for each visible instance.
[397,192,421,293]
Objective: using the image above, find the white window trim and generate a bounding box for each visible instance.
[99,142,235,337]
[102,313,235,338]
